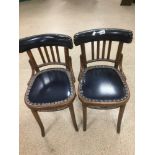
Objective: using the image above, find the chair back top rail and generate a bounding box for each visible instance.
[19,34,73,53]
[74,28,133,45]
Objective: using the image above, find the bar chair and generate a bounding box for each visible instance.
[74,28,133,133]
[19,34,78,137]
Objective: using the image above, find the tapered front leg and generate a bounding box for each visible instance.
[82,105,87,131]
[69,104,78,131]
[31,110,45,137]
[117,105,126,133]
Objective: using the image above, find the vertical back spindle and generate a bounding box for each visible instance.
[97,41,100,59]
[44,46,51,62]
[55,46,60,62]
[38,47,46,63]
[49,46,56,62]
[107,41,112,59]
[91,41,94,60]
[102,41,106,59]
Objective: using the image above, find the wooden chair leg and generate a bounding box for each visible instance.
[31,110,45,137]
[69,104,78,131]
[78,73,81,81]
[71,68,76,83]
[82,105,87,131]
[117,105,126,133]
[78,67,83,81]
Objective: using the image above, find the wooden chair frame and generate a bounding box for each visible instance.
[74,28,133,133]
[19,34,78,137]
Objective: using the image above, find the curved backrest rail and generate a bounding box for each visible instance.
[87,59,115,64]
[38,62,66,68]
[74,28,133,45]
[19,34,73,52]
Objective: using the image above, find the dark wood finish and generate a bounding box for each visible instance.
[55,46,60,62]
[27,50,39,72]
[115,42,123,68]
[80,44,87,68]
[118,53,126,79]
[21,44,78,137]
[102,41,106,59]
[31,110,45,137]
[107,41,112,59]
[97,41,100,59]
[28,60,35,85]
[82,105,87,131]
[117,105,126,133]
[87,59,115,64]
[43,46,51,62]
[91,41,94,60]
[64,47,75,82]
[77,38,130,133]
[49,46,56,62]
[38,62,66,68]
[64,47,70,70]
[38,47,46,63]
[69,103,78,131]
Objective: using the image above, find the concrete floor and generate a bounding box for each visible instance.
[19,0,134,155]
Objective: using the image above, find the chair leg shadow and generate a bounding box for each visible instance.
[44,138,56,154]
[87,118,97,129]
[45,117,59,135]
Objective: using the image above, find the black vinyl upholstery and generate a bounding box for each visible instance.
[80,67,127,101]
[19,34,73,53]
[28,69,72,104]
[74,28,133,45]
